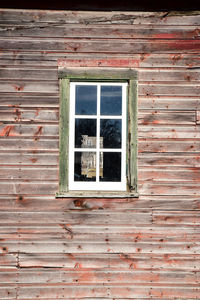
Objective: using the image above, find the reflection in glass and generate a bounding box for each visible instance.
[100,119,121,148]
[100,152,121,182]
[75,85,97,115]
[75,119,96,148]
[100,86,122,116]
[74,152,96,181]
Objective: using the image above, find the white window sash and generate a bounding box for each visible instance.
[68,81,127,191]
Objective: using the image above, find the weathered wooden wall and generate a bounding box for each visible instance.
[0,9,200,299]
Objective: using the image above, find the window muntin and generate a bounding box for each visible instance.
[68,82,127,191]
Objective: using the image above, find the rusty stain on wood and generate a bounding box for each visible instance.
[0,8,200,300]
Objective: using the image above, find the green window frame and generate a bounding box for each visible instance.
[56,68,138,198]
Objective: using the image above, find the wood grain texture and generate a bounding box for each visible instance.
[0,8,200,300]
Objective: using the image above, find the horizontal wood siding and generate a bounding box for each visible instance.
[0,9,200,299]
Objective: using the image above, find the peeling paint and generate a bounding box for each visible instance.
[0,125,15,137]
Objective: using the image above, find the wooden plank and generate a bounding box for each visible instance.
[59,79,69,194]
[129,80,138,192]
[57,54,200,68]
[1,195,199,211]
[139,70,200,82]
[0,153,59,165]
[2,240,198,254]
[0,80,58,93]
[4,230,199,245]
[0,167,58,181]
[58,67,137,80]
[0,10,200,26]
[19,253,200,270]
[0,95,58,107]
[139,97,200,110]
[16,269,199,284]
[0,254,17,268]
[0,183,20,194]
[1,53,199,68]
[0,287,16,299]
[0,124,59,138]
[109,286,200,298]
[138,166,200,182]
[1,68,200,83]
[138,126,200,139]
[0,223,198,235]
[0,108,59,123]
[0,270,17,283]
[139,84,200,97]
[153,211,200,225]
[0,211,152,225]
[16,285,200,299]
[0,139,59,151]
[197,111,200,124]
[140,182,200,196]
[0,182,57,195]
[0,68,57,80]
[1,24,200,39]
[1,38,200,54]
[139,139,200,153]
[138,111,196,125]
[138,153,200,167]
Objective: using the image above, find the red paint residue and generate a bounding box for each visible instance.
[34,126,43,141]
[0,125,16,137]
[13,84,24,92]
[58,58,140,68]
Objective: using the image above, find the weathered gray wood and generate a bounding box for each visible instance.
[16,269,199,284]
[0,80,58,93]
[0,108,59,123]
[59,79,70,194]
[1,24,200,39]
[58,67,137,80]
[139,126,200,139]
[1,53,200,69]
[1,38,200,53]
[0,211,152,225]
[0,139,59,150]
[1,9,200,25]
[139,182,200,195]
[139,139,200,153]
[128,80,138,192]
[1,68,200,82]
[0,167,58,180]
[139,97,200,110]
[18,253,200,270]
[0,8,200,300]
[0,124,59,137]
[14,285,200,298]
[139,84,200,96]
[138,153,200,167]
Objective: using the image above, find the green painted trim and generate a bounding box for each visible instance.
[59,79,70,193]
[58,68,137,80]
[129,80,138,193]
[56,191,139,198]
[58,71,138,197]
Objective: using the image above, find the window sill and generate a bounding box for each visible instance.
[56,191,138,198]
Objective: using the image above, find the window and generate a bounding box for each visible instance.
[57,68,138,197]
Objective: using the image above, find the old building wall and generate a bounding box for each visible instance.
[0,9,200,299]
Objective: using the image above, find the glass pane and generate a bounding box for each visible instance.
[100,86,122,116]
[75,85,97,115]
[74,152,96,181]
[100,152,121,182]
[75,119,96,148]
[100,119,121,148]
